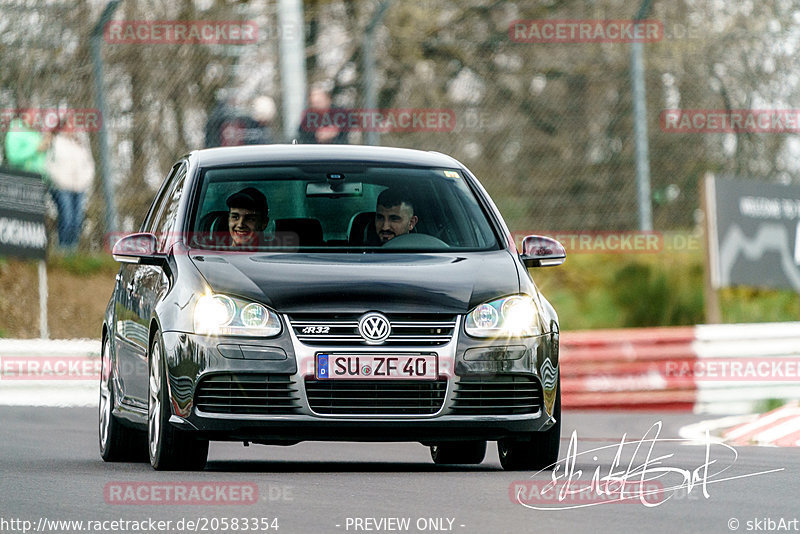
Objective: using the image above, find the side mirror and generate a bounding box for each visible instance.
[520,235,566,267]
[111,233,164,265]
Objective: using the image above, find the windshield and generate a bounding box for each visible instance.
[189,164,500,252]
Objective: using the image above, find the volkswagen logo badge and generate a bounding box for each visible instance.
[358,312,391,344]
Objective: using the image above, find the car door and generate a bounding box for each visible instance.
[115,163,186,409]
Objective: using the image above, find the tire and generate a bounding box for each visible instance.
[99,336,147,462]
[430,441,487,465]
[498,377,561,471]
[148,333,208,471]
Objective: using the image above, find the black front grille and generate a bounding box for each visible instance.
[195,373,300,415]
[305,379,447,415]
[450,375,541,415]
[288,313,457,346]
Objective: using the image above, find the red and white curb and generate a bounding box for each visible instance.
[680,402,800,447]
[722,402,800,447]
[562,322,800,414]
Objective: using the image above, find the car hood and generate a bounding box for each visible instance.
[188,250,520,314]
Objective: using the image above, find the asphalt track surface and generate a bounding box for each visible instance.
[1,407,798,534]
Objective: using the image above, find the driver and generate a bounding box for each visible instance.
[375,188,418,244]
[226,187,269,248]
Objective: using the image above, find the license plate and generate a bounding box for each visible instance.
[315,353,438,380]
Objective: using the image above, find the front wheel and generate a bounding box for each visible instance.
[430,441,486,465]
[148,333,208,471]
[498,378,561,471]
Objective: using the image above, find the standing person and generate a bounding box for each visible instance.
[246,95,276,145]
[45,124,95,250]
[297,83,349,144]
[205,90,234,148]
[4,109,50,176]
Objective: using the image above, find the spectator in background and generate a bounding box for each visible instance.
[205,89,234,148]
[246,95,276,144]
[45,122,95,250]
[297,83,349,144]
[4,109,51,177]
[205,92,277,147]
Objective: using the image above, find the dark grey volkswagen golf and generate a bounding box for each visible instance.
[99,144,565,471]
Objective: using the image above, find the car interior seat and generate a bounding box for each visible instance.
[196,210,229,245]
[274,217,324,247]
[348,211,381,246]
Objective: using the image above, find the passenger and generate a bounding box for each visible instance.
[375,188,418,244]
[226,187,268,248]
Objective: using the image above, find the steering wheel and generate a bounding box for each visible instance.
[381,232,449,249]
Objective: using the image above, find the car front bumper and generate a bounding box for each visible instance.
[160,317,559,443]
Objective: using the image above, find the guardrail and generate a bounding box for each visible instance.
[561,322,800,414]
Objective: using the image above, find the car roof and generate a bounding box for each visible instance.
[188,144,463,168]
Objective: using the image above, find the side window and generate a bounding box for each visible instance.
[155,164,188,252]
[141,163,185,233]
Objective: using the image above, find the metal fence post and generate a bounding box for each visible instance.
[363,1,393,146]
[91,0,121,238]
[631,0,653,231]
[278,0,307,142]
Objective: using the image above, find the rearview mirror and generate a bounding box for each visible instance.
[111,233,164,265]
[520,235,566,267]
[306,181,363,197]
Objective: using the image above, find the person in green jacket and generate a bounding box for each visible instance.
[4,112,51,178]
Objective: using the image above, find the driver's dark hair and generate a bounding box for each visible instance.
[377,188,414,213]
[226,187,268,216]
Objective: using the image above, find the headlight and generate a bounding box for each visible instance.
[465,295,542,338]
[194,293,281,337]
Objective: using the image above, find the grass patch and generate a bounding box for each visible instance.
[757,398,790,413]
[48,252,118,276]
[531,246,798,329]
[720,286,800,324]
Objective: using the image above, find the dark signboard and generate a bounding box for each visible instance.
[708,176,800,291]
[0,167,48,259]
